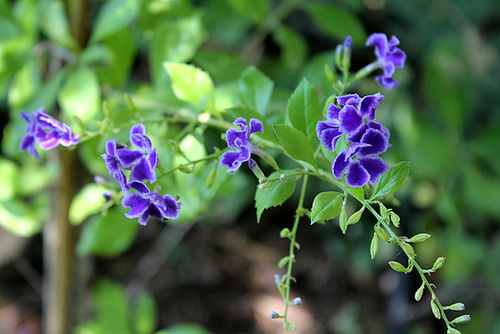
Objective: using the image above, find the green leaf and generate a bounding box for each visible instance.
[273,124,317,169]
[370,162,410,200]
[150,13,205,85]
[164,62,215,111]
[91,280,132,334]
[238,66,273,115]
[39,0,77,50]
[310,191,343,224]
[90,0,140,43]
[58,66,101,125]
[226,0,268,23]
[96,29,136,87]
[304,2,366,44]
[69,183,107,225]
[134,291,157,334]
[255,171,297,222]
[348,185,364,201]
[76,206,140,257]
[287,78,322,146]
[0,199,45,237]
[273,25,308,70]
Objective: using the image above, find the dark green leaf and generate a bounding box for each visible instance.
[304,2,366,44]
[93,280,132,334]
[273,25,308,70]
[287,78,322,146]
[39,0,77,50]
[134,291,157,334]
[310,191,343,224]
[255,171,297,222]
[238,66,273,115]
[273,124,317,169]
[226,0,268,23]
[370,162,410,200]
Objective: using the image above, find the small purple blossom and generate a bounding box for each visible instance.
[115,123,158,183]
[220,117,264,173]
[20,108,80,158]
[122,181,181,226]
[317,93,390,188]
[270,311,279,319]
[366,33,406,90]
[293,297,302,306]
[101,140,129,192]
[332,129,389,187]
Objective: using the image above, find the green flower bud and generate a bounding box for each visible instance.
[401,242,415,259]
[451,315,471,324]
[324,64,336,84]
[414,283,425,301]
[205,167,217,189]
[370,232,379,259]
[280,228,291,238]
[388,261,411,273]
[168,139,184,155]
[409,233,431,243]
[339,206,348,234]
[177,164,192,173]
[431,298,441,319]
[374,224,389,242]
[447,328,462,334]
[444,303,465,311]
[390,212,400,227]
[348,207,364,225]
[432,257,446,271]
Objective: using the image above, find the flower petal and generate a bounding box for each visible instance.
[359,156,389,184]
[116,149,143,168]
[332,151,350,179]
[122,193,149,218]
[345,162,370,187]
[130,157,156,183]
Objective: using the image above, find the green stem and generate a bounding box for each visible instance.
[362,201,455,329]
[282,174,308,329]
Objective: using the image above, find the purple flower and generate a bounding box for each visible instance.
[332,128,389,187]
[20,108,80,158]
[220,117,264,173]
[366,33,406,90]
[316,103,343,151]
[115,123,158,183]
[101,140,129,192]
[122,181,181,225]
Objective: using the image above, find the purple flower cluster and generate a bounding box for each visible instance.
[20,108,80,158]
[102,124,180,225]
[366,33,407,90]
[220,117,264,173]
[317,93,389,188]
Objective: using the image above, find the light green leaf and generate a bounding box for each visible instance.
[348,185,364,201]
[0,199,46,237]
[255,171,297,222]
[134,291,157,334]
[310,191,343,224]
[90,0,140,43]
[58,66,101,125]
[273,124,317,169]
[69,183,107,225]
[163,62,215,111]
[370,162,410,200]
[150,13,205,84]
[91,280,132,334]
[238,66,273,115]
[304,2,366,44]
[76,206,140,257]
[287,78,322,146]
[226,0,268,23]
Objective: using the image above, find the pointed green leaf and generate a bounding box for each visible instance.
[226,0,268,23]
[134,291,157,334]
[273,25,308,70]
[310,191,343,224]
[238,66,273,115]
[92,280,132,334]
[287,78,322,146]
[273,124,317,169]
[370,162,410,200]
[255,171,297,222]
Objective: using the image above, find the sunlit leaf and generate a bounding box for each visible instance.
[255,171,297,222]
[238,67,273,116]
[310,191,343,224]
[273,124,317,169]
[370,162,410,200]
[90,0,140,43]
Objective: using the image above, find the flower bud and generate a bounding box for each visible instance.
[177,164,192,174]
[347,207,364,225]
[293,297,302,306]
[431,298,441,319]
[339,206,348,234]
[432,257,446,271]
[388,261,411,273]
[270,311,279,319]
[444,303,465,311]
[414,283,425,301]
[280,228,291,238]
[451,315,471,324]
[274,274,282,284]
[370,232,379,259]
[168,139,184,155]
[409,233,431,243]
